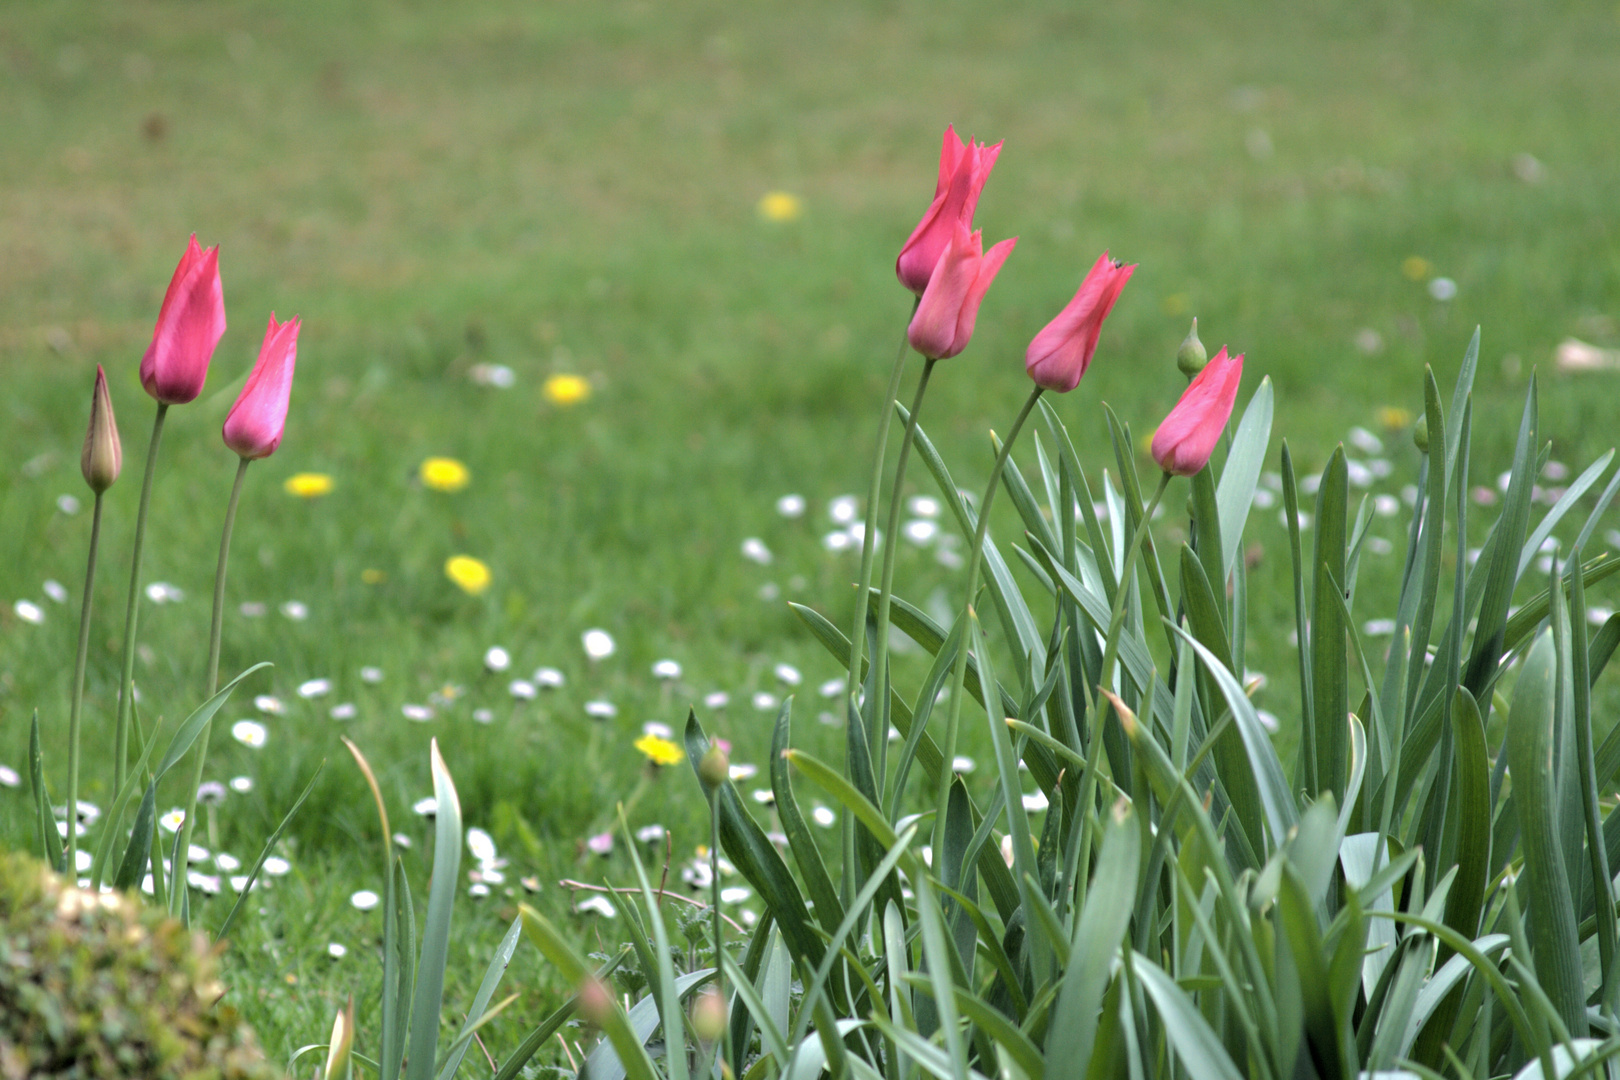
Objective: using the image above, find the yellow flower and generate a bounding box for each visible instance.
[757,191,803,223]
[284,473,334,498]
[420,457,470,492]
[361,568,387,585]
[445,555,491,596]
[1377,406,1414,430]
[543,374,591,406]
[635,734,684,767]
[1401,256,1432,281]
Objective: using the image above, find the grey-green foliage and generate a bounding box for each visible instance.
[538,331,1620,1079]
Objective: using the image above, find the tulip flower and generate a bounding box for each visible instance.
[1024,252,1136,392]
[896,126,1002,296]
[1151,347,1245,476]
[140,235,226,405]
[81,365,122,493]
[223,314,301,459]
[907,223,1017,360]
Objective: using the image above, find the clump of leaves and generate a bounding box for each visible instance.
[0,848,284,1080]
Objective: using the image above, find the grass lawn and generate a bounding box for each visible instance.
[3,0,1619,1064]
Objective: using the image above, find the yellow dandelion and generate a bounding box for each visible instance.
[1401,256,1432,281]
[1377,406,1414,430]
[635,734,684,767]
[420,457,470,492]
[445,555,491,596]
[544,374,591,406]
[757,191,803,223]
[361,568,387,585]
[284,473,334,498]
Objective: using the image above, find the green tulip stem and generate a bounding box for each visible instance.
[174,455,251,914]
[64,490,105,875]
[870,356,937,770]
[845,317,917,718]
[114,402,168,795]
[709,788,727,1080]
[1096,471,1173,703]
[934,385,1044,856]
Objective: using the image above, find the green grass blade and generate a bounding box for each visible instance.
[1517,450,1614,579]
[1444,328,1480,485]
[150,661,272,781]
[1568,548,1616,1011]
[1281,441,1317,793]
[619,809,689,1080]
[1311,446,1351,805]
[1215,376,1274,578]
[113,782,156,891]
[434,916,523,1080]
[405,739,463,1080]
[216,760,324,941]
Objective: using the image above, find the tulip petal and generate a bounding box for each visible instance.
[1150,349,1245,476]
[223,314,301,459]
[1024,252,1135,392]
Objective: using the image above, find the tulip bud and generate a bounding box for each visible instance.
[81,365,122,493]
[140,235,226,405]
[1151,348,1245,477]
[1176,318,1207,379]
[698,743,730,790]
[323,996,355,1080]
[577,975,615,1027]
[1413,415,1430,453]
[691,988,728,1042]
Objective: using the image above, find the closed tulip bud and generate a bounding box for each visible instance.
[896,126,1002,296]
[698,742,730,790]
[691,988,728,1042]
[1413,415,1430,453]
[1150,347,1245,477]
[577,976,615,1027]
[140,235,227,405]
[223,314,301,459]
[81,365,122,493]
[1176,318,1207,378]
[907,222,1017,360]
[1024,252,1135,392]
[322,997,355,1080]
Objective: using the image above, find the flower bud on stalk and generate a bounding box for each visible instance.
[1151,347,1245,477]
[698,743,731,791]
[1413,415,1430,453]
[1024,252,1135,392]
[691,988,728,1042]
[1177,318,1207,378]
[81,365,122,492]
[577,975,616,1028]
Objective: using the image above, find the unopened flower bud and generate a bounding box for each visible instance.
[691,988,728,1042]
[1176,318,1207,379]
[698,743,730,790]
[577,975,615,1027]
[1413,415,1429,453]
[81,365,122,493]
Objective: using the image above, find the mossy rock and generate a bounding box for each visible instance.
[0,848,284,1080]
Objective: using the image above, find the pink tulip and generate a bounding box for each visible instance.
[1150,347,1244,476]
[1024,252,1136,392]
[223,314,301,459]
[896,126,1002,296]
[906,222,1017,360]
[140,235,226,405]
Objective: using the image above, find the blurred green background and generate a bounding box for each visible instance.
[3,0,1618,1058]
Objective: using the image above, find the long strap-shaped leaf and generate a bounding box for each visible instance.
[405,739,462,1080]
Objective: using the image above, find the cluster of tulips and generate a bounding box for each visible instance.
[57,235,301,902]
[847,126,1249,856]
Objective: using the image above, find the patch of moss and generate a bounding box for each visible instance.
[0,849,284,1080]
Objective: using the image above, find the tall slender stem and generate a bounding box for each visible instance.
[709,790,727,1080]
[65,491,106,876]
[933,386,1044,856]
[175,455,251,913]
[114,402,168,794]
[870,356,936,772]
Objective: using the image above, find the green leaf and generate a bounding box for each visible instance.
[151,662,273,781]
[113,782,156,891]
[90,715,163,890]
[28,712,65,873]
[1311,447,1351,804]
[1504,630,1586,1036]
[1134,954,1247,1080]
[769,697,844,931]
[1463,376,1538,696]
[405,739,463,1080]
[1047,798,1140,1069]
[619,808,688,1080]
[1518,450,1614,578]
[1216,376,1274,577]
[521,906,660,1080]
